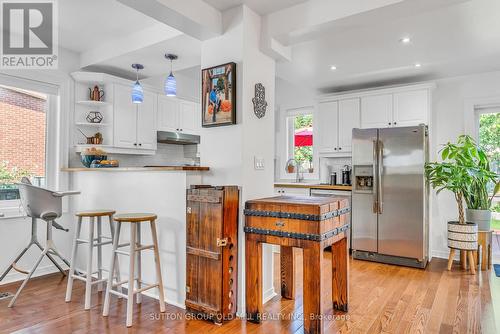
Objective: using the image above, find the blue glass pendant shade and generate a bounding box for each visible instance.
[165,72,176,96]
[132,80,144,103]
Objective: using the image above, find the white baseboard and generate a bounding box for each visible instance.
[0,265,61,285]
[263,287,277,304]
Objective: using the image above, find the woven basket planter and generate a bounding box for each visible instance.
[447,221,478,250]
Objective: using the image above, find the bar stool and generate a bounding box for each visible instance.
[65,210,122,310]
[103,213,166,327]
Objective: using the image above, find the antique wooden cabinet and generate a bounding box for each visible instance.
[185,185,239,323]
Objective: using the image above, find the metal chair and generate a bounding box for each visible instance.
[0,179,80,307]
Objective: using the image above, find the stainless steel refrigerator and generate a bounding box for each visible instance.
[351,125,429,268]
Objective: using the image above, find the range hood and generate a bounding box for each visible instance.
[157,131,200,145]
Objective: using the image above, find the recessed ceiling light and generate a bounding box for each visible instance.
[400,37,411,44]
[330,65,337,70]
[414,63,422,68]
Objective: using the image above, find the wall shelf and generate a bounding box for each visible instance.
[75,122,110,127]
[76,100,110,107]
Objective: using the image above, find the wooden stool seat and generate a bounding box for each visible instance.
[114,213,157,222]
[76,210,116,217]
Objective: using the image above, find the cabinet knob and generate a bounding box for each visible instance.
[334,147,337,151]
[339,147,342,150]
[139,143,142,146]
[388,122,392,125]
[180,129,183,132]
[394,122,397,125]
[133,143,137,146]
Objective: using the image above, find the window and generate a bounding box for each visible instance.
[286,110,315,175]
[476,108,499,259]
[0,84,48,217]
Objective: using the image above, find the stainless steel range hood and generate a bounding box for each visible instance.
[157,131,200,145]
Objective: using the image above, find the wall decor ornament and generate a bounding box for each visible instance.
[86,111,103,123]
[201,62,236,127]
[252,83,267,119]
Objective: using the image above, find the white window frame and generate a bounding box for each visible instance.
[0,76,60,219]
[282,106,319,181]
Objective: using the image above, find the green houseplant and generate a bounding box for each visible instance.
[425,135,487,253]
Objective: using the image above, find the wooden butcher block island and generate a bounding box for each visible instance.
[244,195,350,334]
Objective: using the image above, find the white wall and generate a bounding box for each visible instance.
[0,48,80,284]
[200,5,276,314]
[430,70,500,259]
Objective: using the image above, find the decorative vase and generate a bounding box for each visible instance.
[465,209,492,231]
[447,221,478,250]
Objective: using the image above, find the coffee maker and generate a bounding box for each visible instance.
[341,165,352,185]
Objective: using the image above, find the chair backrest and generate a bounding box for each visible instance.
[17,183,62,220]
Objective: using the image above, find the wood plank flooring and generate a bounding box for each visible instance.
[0,251,498,333]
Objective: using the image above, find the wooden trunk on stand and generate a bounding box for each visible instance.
[185,185,239,323]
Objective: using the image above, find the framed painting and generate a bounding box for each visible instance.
[201,62,236,127]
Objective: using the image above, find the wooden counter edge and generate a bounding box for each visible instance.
[61,166,210,172]
[274,183,352,191]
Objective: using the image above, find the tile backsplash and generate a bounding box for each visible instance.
[69,143,200,168]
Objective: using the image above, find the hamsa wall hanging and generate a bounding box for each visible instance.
[252,83,267,119]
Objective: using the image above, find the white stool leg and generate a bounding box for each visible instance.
[103,221,121,317]
[97,216,103,292]
[136,223,142,304]
[84,217,95,310]
[108,215,122,296]
[150,220,165,313]
[65,216,82,302]
[126,224,137,327]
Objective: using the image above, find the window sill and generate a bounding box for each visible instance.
[0,214,28,220]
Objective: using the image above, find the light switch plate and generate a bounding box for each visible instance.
[254,156,265,170]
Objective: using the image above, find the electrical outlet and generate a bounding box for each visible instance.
[254,156,265,170]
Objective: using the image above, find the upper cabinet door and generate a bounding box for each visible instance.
[360,94,393,129]
[393,89,429,127]
[113,84,137,148]
[137,90,157,150]
[338,98,360,153]
[179,100,200,134]
[317,101,339,153]
[157,95,179,132]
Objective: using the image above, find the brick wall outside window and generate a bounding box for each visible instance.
[0,86,46,177]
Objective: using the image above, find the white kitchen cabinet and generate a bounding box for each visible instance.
[360,94,393,128]
[393,90,429,127]
[136,90,157,150]
[114,84,157,150]
[158,96,200,134]
[157,96,178,132]
[113,84,137,148]
[317,101,338,154]
[337,98,360,153]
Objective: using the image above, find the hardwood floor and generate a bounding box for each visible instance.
[0,251,498,333]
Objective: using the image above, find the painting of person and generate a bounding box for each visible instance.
[202,62,236,127]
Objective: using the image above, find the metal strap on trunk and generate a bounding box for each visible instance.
[243,207,350,221]
[244,223,350,241]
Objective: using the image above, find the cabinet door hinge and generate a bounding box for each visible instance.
[187,207,192,214]
[217,238,228,247]
[186,286,191,293]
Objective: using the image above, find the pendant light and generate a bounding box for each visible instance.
[164,53,178,97]
[131,63,144,103]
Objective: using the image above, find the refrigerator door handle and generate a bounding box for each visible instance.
[378,140,384,214]
[372,139,378,213]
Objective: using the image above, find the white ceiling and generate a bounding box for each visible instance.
[83,35,201,80]
[276,0,500,92]
[59,0,158,53]
[202,0,307,15]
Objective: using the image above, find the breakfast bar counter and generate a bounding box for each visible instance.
[62,166,209,172]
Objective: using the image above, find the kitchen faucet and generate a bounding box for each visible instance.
[285,158,303,183]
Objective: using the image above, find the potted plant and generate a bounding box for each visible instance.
[460,137,500,231]
[425,136,480,253]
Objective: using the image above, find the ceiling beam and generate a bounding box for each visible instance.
[117,0,223,41]
[80,23,182,69]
